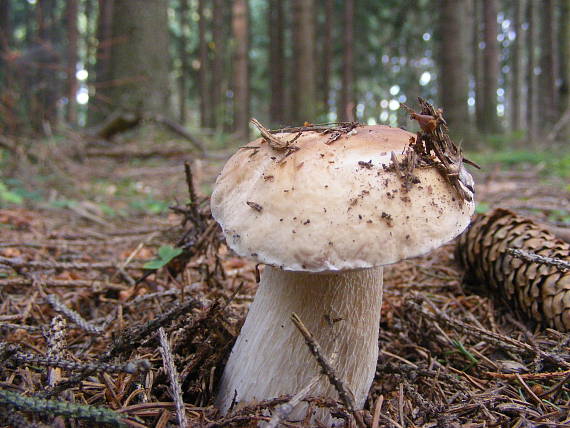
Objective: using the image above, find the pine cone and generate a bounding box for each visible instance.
[456,208,570,331]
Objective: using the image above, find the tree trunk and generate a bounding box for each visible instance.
[0,0,11,55]
[33,0,59,132]
[510,0,524,132]
[232,0,250,139]
[481,0,500,133]
[439,0,470,136]
[291,0,316,124]
[472,0,484,132]
[339,0,355,122]
[198,0,212,128]
[211,0,225,129]
[526,0,537,140]
[65,0,79,125]
[177,0,189,124]
[268,0,285,126]
[89,0,114,124]
[560,0,570,138]
[539,0,558,128]
[107,0,170,115]
[320,0,333,117]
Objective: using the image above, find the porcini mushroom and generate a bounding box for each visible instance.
[212,125,474,420]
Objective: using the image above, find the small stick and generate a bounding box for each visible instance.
[250,118,300,155]
[265,375,321,428]
[2,343,150,374]
[371,395,384,428]
[290,312,366,428]
[0,278,127,290]
[46,295,103,335]
[507,248,570,272]
[0,256,146,272]
[514,373,545,407]
[46,315,67,387]
[158,328,188,428]
[0,389,130,427]
[184,160,202,229]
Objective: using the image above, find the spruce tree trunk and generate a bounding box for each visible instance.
[0,0,11,56]
[34,0,59,132]
[89,0,114,124]
[320,0,333,116]
[211,0,225,129]
[292,0,316,124]
[198,0,212,128]
[439,0,470,137]
[177,0,189,124]
[472,0,484,132]
[268,0,285,126]
[560,0,570,139]
[539,0,558,128]
[339,0,355,122]
[66,0,78,125]
[481,0,500,133]
[510,0,524,132]
[526,0,537,140]
[232,0,250,140]
[107,0,170,115]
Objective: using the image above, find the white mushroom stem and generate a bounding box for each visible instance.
[216,265,383,417]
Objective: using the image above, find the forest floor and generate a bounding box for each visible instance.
[0,128,569,427]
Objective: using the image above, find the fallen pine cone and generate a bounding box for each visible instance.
[456,208,570,331]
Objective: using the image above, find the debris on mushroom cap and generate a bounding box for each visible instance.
[211,123,475,272]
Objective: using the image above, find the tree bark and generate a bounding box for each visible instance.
[339,0,355,122]
[232,0,250,139]
[33,0,59,132]
[472,0,484,132]
[211,0,225,129]
[65,0,79,125]
[539,0,558,128]
[0,0,11,54]
[177,0,190,124]
[88,0,114,125]
[510,0,524,132]
[268,0,285,126]
[198,0,212,128]
[560,0,570,138]
[107,0,171,115]
[438,0,470,136]
[320,0,333,116]
[291,0,316,124]
[481,0,500,133]
[526,0,537,139]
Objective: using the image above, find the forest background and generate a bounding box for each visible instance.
[0,0,569,145]
[0,1,569,426]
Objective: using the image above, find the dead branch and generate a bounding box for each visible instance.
[158,328,188,428]
[507,248,570,272]
[290,312,366,428]
[46,294,103,335]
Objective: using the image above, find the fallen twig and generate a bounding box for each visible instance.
[507,248,570,272]
[0,389,131,427]
[158,328,188,428]
[46,295,103,335]
[290,312,366,428]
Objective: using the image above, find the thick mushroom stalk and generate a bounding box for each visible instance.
[216,266,383,416]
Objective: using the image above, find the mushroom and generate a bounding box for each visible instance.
[211,125,474,420]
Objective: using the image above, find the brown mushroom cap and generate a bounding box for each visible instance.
[211,125,474,272]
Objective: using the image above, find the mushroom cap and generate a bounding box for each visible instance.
[211,125,474,272]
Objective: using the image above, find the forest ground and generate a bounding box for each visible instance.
[1,128,569,427]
